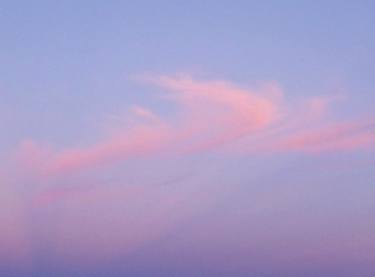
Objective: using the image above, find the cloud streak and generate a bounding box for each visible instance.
[14,74,375,180]
[2,73,375,273]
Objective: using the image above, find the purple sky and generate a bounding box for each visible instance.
[1,1,375,276]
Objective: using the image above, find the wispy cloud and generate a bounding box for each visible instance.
[14,74,375,180]
[2,73,375,270]
[276,119,375,153]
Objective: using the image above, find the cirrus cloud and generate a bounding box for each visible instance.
[14,74,375,180]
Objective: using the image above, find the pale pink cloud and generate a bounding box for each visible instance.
[5,74,375,269]
[150,74,281,128]
[48,125,172,176]
[303,95,341,119]
[16,75,285,178]
[130,105,162,123]
[14,74,375,180]
[276,119,375,153]
[143,74,284,152]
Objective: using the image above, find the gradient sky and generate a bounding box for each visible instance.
[1,1,375,276]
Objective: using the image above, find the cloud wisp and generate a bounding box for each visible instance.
[14,74,374,180]
[2,73,374,271]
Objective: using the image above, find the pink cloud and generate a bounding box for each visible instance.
[14,74,375,180]
[47,125,171,176]
[303,95,342,119]
[5,73,375,269]
[276,119,375,153]
[150,74,281,129]
[16,75,285,178]
[144,74,283,152]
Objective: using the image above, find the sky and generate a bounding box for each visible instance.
[0,1,375,276]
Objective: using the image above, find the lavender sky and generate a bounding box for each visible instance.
[1,1,375,276]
